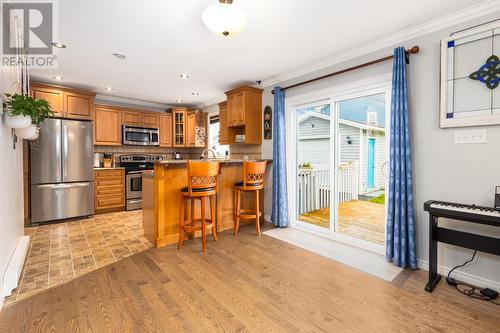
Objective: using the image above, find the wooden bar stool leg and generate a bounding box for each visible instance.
[210,195,217,241]
[255,189,261,235]
[178,197,185,249]
[189,198,195,240]
[234,189,241,235]
[201,197,207,253]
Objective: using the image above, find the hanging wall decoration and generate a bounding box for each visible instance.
[264,105,272,140]
[440,20,500,128]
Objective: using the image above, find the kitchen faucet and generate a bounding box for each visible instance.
[200,148,216,160]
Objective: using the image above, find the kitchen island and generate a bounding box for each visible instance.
[142,160,271,248]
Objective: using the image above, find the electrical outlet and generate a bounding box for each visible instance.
[453,129,487,144]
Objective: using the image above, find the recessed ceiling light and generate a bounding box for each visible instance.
[180,74,190,79]
[192,92,199,96]
[105,87,113,92]
[51,42,66,48]
[52,75,63,81]
[176,98,183,103]
[112,52,127,59]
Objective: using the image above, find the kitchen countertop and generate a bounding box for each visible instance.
[155,159,272,165]
[94,167,125,170]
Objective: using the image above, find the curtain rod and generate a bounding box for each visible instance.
[271,46,420,95]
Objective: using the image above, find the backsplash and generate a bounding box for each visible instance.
[95,146,204,163]
[229,144,262,160]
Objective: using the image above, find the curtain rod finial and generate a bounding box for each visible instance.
[408,46,419,54]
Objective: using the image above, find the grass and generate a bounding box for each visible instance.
[369,193,385,205]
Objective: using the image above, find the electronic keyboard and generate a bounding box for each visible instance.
[424,200,500,293]
[424,200,500,227]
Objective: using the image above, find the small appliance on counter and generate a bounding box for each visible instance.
[94,153,102,168]
[174,152,183,160]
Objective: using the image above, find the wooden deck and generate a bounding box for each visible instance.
[299,200,385,244]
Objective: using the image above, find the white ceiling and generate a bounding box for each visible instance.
[30,0,489,107]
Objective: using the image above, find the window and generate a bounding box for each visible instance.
[209,114,229,158]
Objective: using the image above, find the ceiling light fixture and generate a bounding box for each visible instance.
[51,42,66,48]
[52,75,63,81]
[105,87,113,92]
[202,0,247,37]
[180,74,190,79]
[176,98,183,103]
[112,52,127,59]
[192,92,199,96]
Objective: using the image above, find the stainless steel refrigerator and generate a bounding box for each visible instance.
[30,118,94,224]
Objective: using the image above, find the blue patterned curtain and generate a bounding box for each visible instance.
[386,47,417,269]
[271,87,289,227]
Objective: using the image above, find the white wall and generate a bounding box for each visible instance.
[262,12,500,287]
[0,67,25,307]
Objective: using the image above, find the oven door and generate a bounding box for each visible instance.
[126,171,143,199]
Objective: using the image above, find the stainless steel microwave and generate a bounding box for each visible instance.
[122,125,160,146]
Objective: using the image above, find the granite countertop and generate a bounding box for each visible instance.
[94,167,125,170]
[156,159,272,165]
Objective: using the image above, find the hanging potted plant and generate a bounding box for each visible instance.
[3,93,53,140]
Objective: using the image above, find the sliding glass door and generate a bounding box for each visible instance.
[291,83,390,252]
[295,101,333,234]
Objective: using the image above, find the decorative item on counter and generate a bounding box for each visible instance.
[103,153,113,168]
[264,106,272,140]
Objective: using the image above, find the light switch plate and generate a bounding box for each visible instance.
[453,129,487,144]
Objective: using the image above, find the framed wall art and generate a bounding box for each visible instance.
[264,106,272,140]
[440,20,500,128]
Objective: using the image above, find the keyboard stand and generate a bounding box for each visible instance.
[425,211,500,293]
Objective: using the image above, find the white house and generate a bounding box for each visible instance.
[298,111,386,195]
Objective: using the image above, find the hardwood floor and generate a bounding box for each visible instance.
[1,224,499,332]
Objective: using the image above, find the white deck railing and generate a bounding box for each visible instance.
[298,161,358,215]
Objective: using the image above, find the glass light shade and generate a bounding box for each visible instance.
[202,2,248,37]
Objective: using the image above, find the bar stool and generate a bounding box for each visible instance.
[178,160,219,252]
[234,160,267,236]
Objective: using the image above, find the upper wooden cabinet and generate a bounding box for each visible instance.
[122,111,142,125]
[219,102,228,144]
[94,105,122,146]
[142,113,159,127]
[31,83,95,120]
[122,110,159,127]
[186,112,196,147]
[224,86,263,144]
[171,108,187,147]
[159,113,172,147]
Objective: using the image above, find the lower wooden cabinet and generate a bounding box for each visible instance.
[95,169,125,214]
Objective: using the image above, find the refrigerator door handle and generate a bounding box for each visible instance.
[37,183,91,189]
[62,123,68,179]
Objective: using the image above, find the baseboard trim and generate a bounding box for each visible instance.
[417,259,500,291]
[2,236,30,299]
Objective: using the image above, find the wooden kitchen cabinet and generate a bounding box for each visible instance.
[122,111,142,125]
[63,91,94,120]
[171,108,187,147]
[219,102,229,144]
[94,169,125,214]
[186,112,196,147]
[159,113,172,147]
[94,105,122,146]
[142,112,159,127]
[31,84,64,117]
[224,86,263,144]
[31,83,95,120]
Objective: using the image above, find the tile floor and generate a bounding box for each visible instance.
[5,210,152,305]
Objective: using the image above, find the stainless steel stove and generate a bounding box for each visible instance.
[120,154,165,210]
